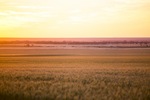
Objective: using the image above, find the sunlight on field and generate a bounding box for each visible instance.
[0,55,150,100]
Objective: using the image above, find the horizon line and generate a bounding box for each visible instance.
[0,37,150,39]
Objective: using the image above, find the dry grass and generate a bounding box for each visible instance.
[0,55,150,100]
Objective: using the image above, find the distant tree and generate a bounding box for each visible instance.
[26,43,30,47]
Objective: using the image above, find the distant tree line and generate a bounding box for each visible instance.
[0,40,150,45]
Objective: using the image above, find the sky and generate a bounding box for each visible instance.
[0,0,150,38]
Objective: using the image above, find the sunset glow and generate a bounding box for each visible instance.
[0,0,150,38]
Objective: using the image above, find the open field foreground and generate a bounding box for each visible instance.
[0,49,150,100]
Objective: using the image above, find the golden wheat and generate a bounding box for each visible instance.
[0,55,150,100]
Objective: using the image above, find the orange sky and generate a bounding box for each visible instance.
[0,0,150,38]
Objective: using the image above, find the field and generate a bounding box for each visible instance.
[0,48,150,100]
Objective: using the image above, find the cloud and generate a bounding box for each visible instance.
[17,5,53,9]
[8,11,52,17]
[0,12,8,15]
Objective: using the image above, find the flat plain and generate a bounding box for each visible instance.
[0,48,150,100]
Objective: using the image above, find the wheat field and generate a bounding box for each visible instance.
[0,49,150,100]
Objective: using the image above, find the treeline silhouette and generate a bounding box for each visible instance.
[0,40,150,44]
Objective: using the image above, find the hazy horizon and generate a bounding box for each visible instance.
[0,37,150,42]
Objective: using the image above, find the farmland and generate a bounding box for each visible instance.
[0,48,150,100]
